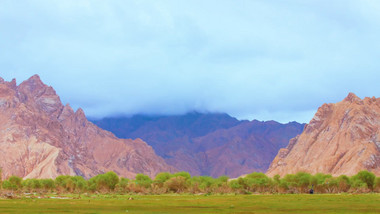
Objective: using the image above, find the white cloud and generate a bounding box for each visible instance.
[1,0,380,123]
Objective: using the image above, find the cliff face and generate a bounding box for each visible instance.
[93,114,304,178]
[267,93,380,177]
[0,75,174,179]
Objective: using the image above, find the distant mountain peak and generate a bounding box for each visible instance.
[93,111,304,177]
[343,92,361,103]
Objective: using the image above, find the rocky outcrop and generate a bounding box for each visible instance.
[0,75,174,179]
[267,93,380,177]
[93,114,304,178]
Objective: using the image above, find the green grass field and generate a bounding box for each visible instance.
[0,194,379,213]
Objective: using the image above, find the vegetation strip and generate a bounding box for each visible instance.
[0,170,379,195]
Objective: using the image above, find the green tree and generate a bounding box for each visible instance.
[273,174,281,184]
[217,175,229,183]
[9,176,22,190]
[30,179,42,190]
[191,176,215,191]
[282,174,297,193]
[336,175,350,192]
[173,171,191,180]
[89,171,120,192]
[115,177,129,192]
[228,179,242,190]
[244,172,271,192]
[135,174,152,189]
[3,176,22,190]
[2,180,13,190]
[154,172,172,187]
[40,179,55,191]
[71,176,87,193]
[294,172,312,192]
[103,172,119,190]
[351,170,376,191]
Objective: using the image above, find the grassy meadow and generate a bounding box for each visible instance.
[0,194,379,214]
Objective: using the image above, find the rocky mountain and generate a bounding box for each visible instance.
[0,75,174,179]
[267,93,380,177]
[93,114,304,178]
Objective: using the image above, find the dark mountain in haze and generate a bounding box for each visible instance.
[92,113,305,177]
[92,112,242,157]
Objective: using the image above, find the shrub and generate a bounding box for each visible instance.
[135,174,152,189]
[154,172,172,187]
[173,172,191,180]
[294,172,312,192]
[89,171,120,192]
[2,180,13,190]
[244,172,271,192]
[351,171,375,192]
[190,176,215,192]
[336,175,350,192]
[164,176,188,193]
[55,175,72,192]
[229,179,242,190]
[311,173,332,193]
[8,176,22,190]
[115,177,129,192]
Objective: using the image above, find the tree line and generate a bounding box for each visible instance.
[1,170,379,194]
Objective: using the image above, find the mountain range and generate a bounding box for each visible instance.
[92,114,304,177]
[2,74,379,179]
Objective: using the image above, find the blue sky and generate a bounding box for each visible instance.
[1,0,380,123]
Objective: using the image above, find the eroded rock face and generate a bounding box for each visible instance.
[0,75,175,179]
[267,93,380,177]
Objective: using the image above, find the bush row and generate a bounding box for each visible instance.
[1,170,379,194]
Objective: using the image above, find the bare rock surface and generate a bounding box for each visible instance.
[0,75,174,179]
[267,93,380,177]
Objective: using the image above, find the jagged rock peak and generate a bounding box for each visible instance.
[64,103,74,112]
[343,92,361,103]
[58,103,75,121]
[74,108,87,124]
[75,108,85,117]
[27,74,42,81]
[0,77,4,83]
[7,78,17,89]
[19,74,46,91]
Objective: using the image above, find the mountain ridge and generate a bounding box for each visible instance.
[267,92,380,177]
[0,75,175,179]
[93,113,305,177]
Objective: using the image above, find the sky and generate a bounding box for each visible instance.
[1,0,380,123]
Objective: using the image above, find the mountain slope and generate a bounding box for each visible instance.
[267,93,380,177]
[0,75,174,179]
[93,114,304,177]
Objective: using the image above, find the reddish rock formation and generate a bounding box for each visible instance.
[0,75,174,179]
[93,114,304,178]
[267,93,380,177]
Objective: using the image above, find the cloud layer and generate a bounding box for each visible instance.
[2,0,380,123]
